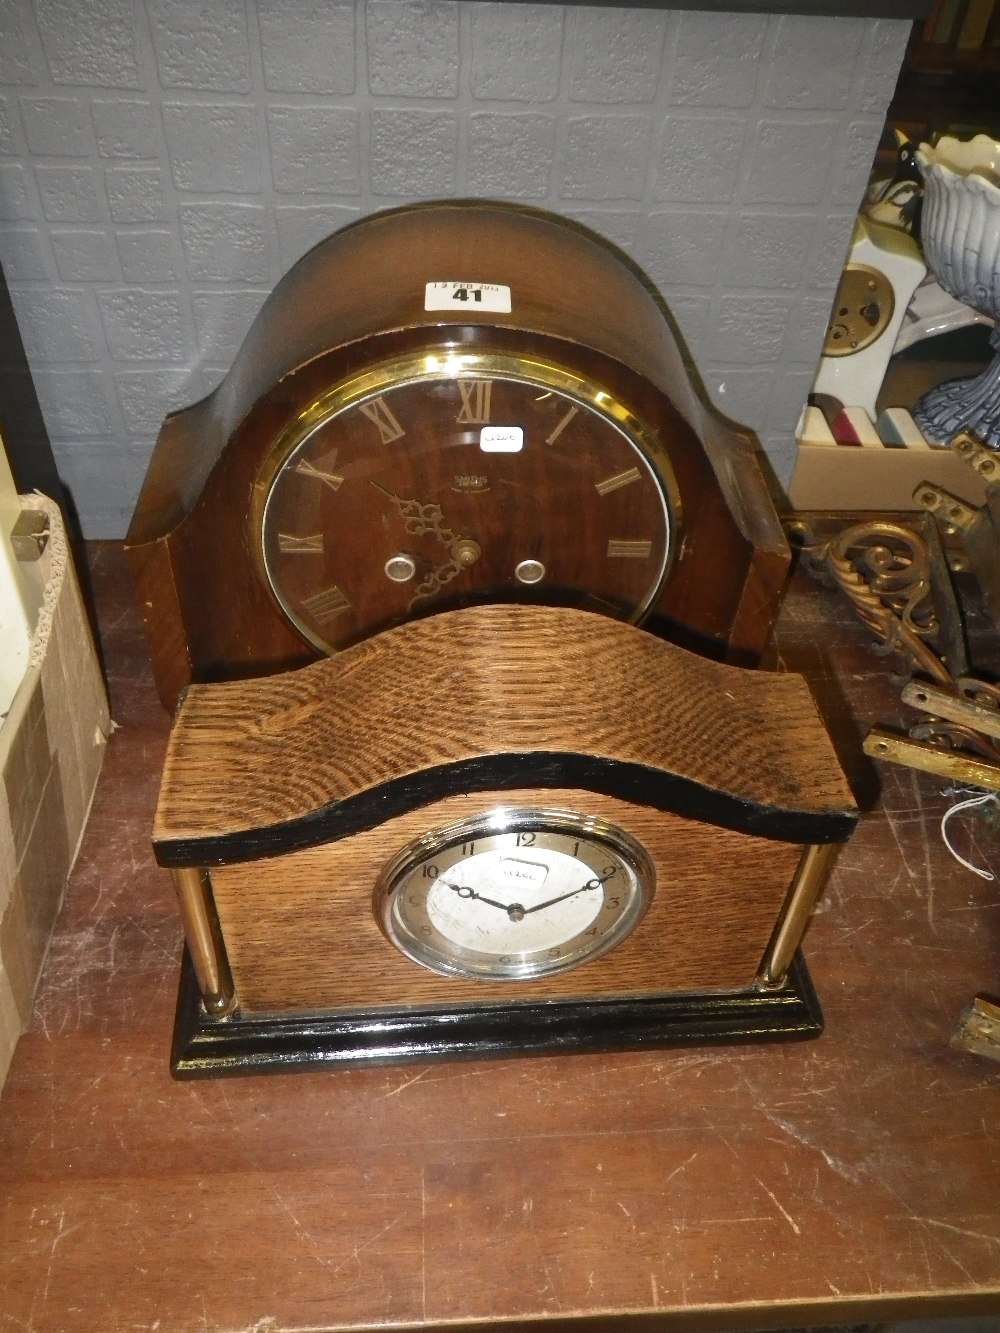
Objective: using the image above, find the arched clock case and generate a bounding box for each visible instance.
[126,202,791,711]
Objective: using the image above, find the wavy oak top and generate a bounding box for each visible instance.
[153,606,857,863]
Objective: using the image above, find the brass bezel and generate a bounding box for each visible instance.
[249,347,682,654]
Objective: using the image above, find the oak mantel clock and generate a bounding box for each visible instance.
[126,201,791,711]
[154,605,857,1076]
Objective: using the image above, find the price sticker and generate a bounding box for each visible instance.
[480,427,523,453]
[424,282,512,314]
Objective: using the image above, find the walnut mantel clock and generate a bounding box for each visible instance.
[126,202,790,710]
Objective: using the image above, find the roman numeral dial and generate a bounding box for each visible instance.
[302,585,351,624]
[545,404,578,445]
[278,533,323,554]
[456,380,492,425]
[596,467,641,497]
[257,357,674,658]
[295,450,344,493]
[359,397,405,444]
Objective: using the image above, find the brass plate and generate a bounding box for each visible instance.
[823,263,895,356]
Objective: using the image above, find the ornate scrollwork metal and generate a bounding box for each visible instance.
[794,519,949,683]
[790,516,1000,766]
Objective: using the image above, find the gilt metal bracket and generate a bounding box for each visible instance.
[786,436,1000,1059]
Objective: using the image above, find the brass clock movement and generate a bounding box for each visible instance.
[135,203,854,1075]
[126,201,790,711]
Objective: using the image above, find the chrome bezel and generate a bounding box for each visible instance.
[374,806,655,981]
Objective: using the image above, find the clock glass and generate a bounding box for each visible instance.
[375,808,654,980]
[251,348,678,654]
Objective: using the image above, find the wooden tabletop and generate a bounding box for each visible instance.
[1,541,998,1333]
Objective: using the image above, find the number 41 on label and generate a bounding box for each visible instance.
[424,281,512,314]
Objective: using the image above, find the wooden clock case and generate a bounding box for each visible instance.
[154,606,858,1078]
[126,202,791,712]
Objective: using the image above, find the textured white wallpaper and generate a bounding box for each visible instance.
[0,0,911,535]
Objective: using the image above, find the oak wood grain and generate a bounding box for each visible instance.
[209,786,804,1013]
[153,604,856,859]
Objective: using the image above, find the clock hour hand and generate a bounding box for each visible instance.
[443,881,522,917]
[408,555,463,609]
[371,483,482,608]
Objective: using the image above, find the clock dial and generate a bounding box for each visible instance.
[252,350,677,654]
[375,807,654,980]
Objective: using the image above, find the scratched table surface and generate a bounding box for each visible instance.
[1,541,998,1333]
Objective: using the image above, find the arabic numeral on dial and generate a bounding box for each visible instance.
[605,896,621,909]
[422,864,440,879]
[462,842,476,857]
[516,831,536,847]
[602,864,617,879]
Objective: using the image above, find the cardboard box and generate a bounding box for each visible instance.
[0,491,110,1090]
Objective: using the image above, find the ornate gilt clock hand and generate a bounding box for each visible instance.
[407,555,464,610]
[370,482,458,547]
[371,484,482,608]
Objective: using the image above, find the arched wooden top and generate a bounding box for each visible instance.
[203,202,708,458]
[126,202,782,555]
[153,606,857,865]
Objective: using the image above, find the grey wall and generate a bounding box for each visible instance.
[0,0,911,537]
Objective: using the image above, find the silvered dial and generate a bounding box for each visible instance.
[375,808,654,980]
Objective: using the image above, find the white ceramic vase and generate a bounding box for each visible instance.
[913,134,1000,450]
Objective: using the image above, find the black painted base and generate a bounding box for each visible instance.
[170,949,824,1078]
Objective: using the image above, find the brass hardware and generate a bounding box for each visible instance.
[822,263,894,357]
[170,866,237,1016]
[901,680,1000,742]
[11,509,50,561]
[952,431,1000,485]
[796,518,951,685]
[951,995,1000,1063]
[758,842,840,986]
[863,729,1000,791]
[914,483,978,535]
[797,513,1000,769]
[918,435,1000,633]
[451,537,482,567]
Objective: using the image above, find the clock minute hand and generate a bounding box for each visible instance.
[370,481,457,546]
[522,873,613,915]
